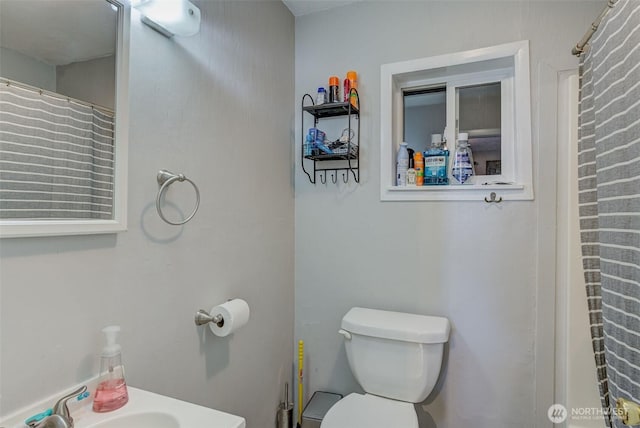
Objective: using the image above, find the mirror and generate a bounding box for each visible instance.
[403,87,446,153]
[0,0,129,237]
[457,82,501,175]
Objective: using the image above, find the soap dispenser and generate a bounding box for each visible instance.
[93,326,129,412]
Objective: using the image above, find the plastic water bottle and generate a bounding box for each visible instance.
[396,142,409,186]
[452,133,475,184]
[316,87,326,105]
[303,133,313,156]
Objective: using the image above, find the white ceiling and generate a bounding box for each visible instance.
[0,0,513,66]
[282,0,361,16]
[0,0,345,66]
[281,0,602,17]
[0,0,117,66]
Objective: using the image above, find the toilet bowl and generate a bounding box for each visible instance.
[321,393,417,428]
[320,307,450,428]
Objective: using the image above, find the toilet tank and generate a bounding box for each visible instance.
[340,307,450,403]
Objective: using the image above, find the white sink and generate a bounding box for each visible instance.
[87,411,179,428]
[0,385,245,428]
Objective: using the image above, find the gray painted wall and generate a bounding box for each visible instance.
[294,2,602,427]
[0,46,56,91]
[57,56,116,109]
[0,2,294,427]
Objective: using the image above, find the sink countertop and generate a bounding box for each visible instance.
[1,385,246,428]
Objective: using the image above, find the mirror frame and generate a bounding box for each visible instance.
[0,0,130,238]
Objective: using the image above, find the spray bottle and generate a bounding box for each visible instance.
[396,142,409,186]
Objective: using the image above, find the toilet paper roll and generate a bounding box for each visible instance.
[209,299,250,337]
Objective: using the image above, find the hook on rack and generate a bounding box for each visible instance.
[484,192,503,203]
[342,172,348,183]
[320,171,327,184]
[331,171,337,184]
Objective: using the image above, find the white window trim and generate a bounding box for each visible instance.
[380,40,533,201]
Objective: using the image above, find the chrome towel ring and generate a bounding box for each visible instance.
[156,169,200,225]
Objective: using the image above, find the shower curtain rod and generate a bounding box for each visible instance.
[572,0,618,56]
[0,77,114,114]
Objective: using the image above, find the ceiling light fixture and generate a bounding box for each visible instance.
[132,0,201,38]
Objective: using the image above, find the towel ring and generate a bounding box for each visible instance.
[156,170,200,225]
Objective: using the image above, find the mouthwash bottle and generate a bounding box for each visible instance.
[423,134,449,185]
[451,132,475,184]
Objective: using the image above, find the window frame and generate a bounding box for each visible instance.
[380,40,533,201]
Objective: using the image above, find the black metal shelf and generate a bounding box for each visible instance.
[301,89,360,184]
[302,102,360,119]
[304,151,358,162]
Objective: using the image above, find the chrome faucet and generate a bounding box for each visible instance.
[27,386,87,428]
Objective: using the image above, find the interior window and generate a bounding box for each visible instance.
[403,87,446,153]
[457,82,502,175]
[380,40,533,201]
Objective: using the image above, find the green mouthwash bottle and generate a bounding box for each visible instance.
[423,134,449,185]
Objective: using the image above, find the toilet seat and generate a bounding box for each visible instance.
[320,393,418,428]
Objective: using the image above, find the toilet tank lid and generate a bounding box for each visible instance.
[341,307,450,344]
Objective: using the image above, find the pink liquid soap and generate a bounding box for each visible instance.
[92,379,129,412]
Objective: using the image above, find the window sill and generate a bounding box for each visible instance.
[382,183,532,201]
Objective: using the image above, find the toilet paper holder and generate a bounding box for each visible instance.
[194,309,225,328]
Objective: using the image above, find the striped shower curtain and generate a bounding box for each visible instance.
[577,1,640,427]
[0,81,115,220]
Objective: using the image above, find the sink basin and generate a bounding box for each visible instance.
[88,412,179,428]
[0,385,245,428]
[75,388,245,428]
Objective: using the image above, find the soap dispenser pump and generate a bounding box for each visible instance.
[93,326,129,412]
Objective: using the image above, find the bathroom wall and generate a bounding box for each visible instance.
[0,2,294,426]
[0,46,56,91]
[57,56,116,109]
[294,2,603,427]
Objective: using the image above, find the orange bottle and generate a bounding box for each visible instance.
[414,152,424,186]
[329,76,340,103]
[344,70,358,107]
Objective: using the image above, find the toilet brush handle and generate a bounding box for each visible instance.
[297,340,304,427]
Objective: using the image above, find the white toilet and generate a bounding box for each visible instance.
[321,307,450,428]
